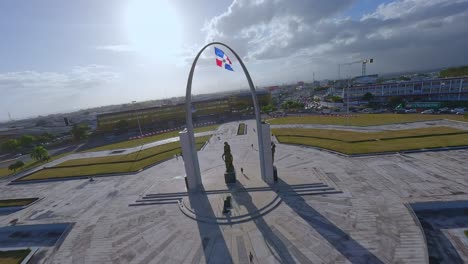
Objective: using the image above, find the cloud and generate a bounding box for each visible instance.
[202,0,468,74]
[0,65,118,94]
[95,44,135,52]
[0,65,120,118]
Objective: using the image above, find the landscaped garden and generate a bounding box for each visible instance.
[268,114,466,126]
[273,126,468,155]
[16,136,211,181]
[84,125,218,152]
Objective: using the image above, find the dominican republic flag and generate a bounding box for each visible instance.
[215,47,234,71]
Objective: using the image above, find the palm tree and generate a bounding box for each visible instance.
[30,146,49,162]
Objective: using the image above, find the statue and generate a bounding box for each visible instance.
[271,142,276,163]
[271,141,278,182]
[222,142,234,173]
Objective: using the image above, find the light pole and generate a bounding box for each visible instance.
[132,101,143,137]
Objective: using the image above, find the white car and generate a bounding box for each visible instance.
[421,109,434,114]
[451,108,465,113]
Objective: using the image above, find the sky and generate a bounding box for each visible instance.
[1,0,468,121]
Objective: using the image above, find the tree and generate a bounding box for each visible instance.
[325,95,343,103]
[19,135,36,149]
[1,139,20,153]
[281,100,305,111]
[439,65,468,78]
[261,104,275,113]
[71,124,90,141]
[8,160,25,172]
[362,92,374,102]
[30,146,49,162]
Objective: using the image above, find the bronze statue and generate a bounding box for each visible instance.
[222,142,234,172]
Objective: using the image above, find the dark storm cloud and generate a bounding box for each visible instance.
[203,0,468,72]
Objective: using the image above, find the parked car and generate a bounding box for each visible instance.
[405,109,417,113]
[451,107,466,114]
[421,109,434,114]
[395,108,406,114]
[438,107,450,113]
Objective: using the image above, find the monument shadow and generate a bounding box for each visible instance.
[276,178,384,264]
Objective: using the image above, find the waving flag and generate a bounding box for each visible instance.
[215,47,234,71]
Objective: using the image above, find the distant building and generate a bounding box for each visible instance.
[343,76,468,102]
[96,90,271,133]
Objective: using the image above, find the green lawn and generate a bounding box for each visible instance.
[274,127,468,155]
[17,136,211,181]
[85,125,218,152]
[464,230,468,237]
[272,127,468,142]
[237,123,246,135]
[268,114,466,126]
[0,198,38,208]
[0,249,31,264]
[0,152,73,178]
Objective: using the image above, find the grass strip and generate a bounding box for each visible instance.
[277,133,468,155]
[17,136,210,181]
[272,127,468,143]
[237,123,246,135]
[56,136,209,167]
[268,114,466,126]
[85,125,218,152]
[0,249,31,264]
[0,151,73,178]
[0,198,38,208]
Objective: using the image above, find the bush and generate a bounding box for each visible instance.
[8,160,25,172]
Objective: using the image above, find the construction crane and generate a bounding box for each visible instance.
[338,58,374,79]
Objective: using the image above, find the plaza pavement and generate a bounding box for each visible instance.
[0,120,467,263]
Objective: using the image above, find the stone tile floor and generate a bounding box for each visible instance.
[0,120,467,263]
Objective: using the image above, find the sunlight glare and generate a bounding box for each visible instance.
[124,0,183,61]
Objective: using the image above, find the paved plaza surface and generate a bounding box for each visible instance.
[0,120,467,263]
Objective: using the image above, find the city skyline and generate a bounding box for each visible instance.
[1,0,468,121]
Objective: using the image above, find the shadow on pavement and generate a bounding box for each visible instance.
[276,178,384,264]
[188,188,233,263]
[231,182,299,263]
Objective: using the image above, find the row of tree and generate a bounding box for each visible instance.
[2,124,90,155]
[8,146,50,173]
[1,133,54,153]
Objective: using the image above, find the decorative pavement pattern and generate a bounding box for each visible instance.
[0,120,467,263]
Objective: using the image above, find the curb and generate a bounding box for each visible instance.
[404,203,430,264]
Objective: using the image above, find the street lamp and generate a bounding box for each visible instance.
[132,101,143,137]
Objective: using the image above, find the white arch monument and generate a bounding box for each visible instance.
[179,42,274,191]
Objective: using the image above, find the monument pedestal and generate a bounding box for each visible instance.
[224,171,236,184]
